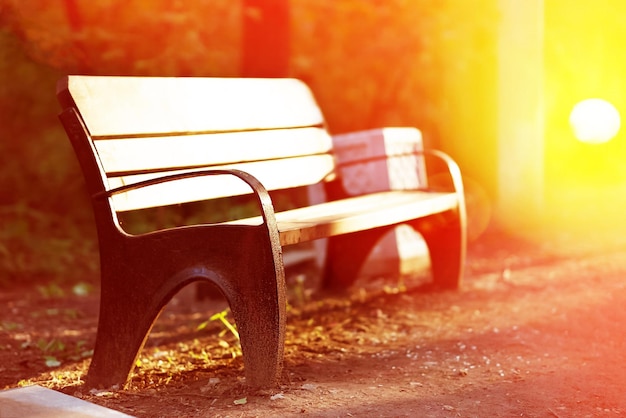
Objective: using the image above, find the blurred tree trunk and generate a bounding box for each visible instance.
[241,0,289,77]
[63,0,88,73]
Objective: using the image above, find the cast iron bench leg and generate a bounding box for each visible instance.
[86,226,287,389]
[220,229,287,388]
[86,263,162,389]
[228,253,286,388]
[414,210,466,290]
[321,227,392,290]
[320,212,465,292]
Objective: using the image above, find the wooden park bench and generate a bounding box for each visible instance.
[56,75,466,389]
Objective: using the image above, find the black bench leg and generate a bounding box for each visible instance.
[228,275,285,388]
[222,241,287,389]
[85,226,287,390]
[321,227,391,290]
[87,263,287,390]
[86,268,163,389]
[414,210,466,290]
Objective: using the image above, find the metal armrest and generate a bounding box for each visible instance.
[94,168,278,226]
[417,149,464,196]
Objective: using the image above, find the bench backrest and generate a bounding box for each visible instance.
[57,76,336,212]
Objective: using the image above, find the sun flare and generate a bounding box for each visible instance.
[569,98,621,144]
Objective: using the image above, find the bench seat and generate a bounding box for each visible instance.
[228,190,458,245]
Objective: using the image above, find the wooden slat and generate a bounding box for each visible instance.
[108,155,336,212]
[226,190,460,246]
[94,127,332,175]
[59,76,325,138]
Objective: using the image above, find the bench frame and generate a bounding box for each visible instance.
[57,75,466,389]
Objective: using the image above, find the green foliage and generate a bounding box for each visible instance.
[29,308,81,319]
[0,202,98,287]
[21,337,93,368]
[0,321,23,331]
[36,283,65,299]
[0,28,98,287]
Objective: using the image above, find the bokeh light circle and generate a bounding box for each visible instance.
[569,98,621,144]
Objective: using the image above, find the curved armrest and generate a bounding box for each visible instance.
[94,169,278,227]
[416,149,464,196]
[417,149,467,228]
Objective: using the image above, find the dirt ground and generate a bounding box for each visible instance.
[1,226,626,418]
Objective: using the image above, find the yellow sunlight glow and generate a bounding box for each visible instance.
[569,98,621,144]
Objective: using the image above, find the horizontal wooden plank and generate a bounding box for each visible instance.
[108,155,336,211]
[94,127,333,175]
[226,190,460,246]
[59,76,325,138]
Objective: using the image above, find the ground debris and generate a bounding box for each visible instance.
[3,228,626,417]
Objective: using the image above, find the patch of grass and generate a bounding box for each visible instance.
[21,337,93,368]
[197,308,240,341]
[0,205,98,288]
[0,321,22,331]
[29,308,83,320]
[36,283,65,299]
